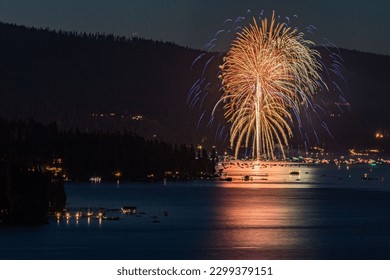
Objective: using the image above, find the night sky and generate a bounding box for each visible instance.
[0,0,389,55]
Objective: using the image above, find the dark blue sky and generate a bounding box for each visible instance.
[0,0,389,55]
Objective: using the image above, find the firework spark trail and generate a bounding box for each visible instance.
[218,12,325,160]
[187,78,201,103]
[197,111,206,130]
[191,53,206,69]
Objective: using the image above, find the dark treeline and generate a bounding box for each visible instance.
[0,118,215,181]
[0,21,212,146]
[0,21,186,48]
[0,116,214,225]
[0,162,66,224]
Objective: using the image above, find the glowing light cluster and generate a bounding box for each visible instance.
[218,13,324,160]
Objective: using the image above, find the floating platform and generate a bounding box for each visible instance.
[215,160,316,182]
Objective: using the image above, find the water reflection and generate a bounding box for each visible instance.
[207,183,308,258]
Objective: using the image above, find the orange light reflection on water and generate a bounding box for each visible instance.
[219,163,320,184]
[210,182,311,258]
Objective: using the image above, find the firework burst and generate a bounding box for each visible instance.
[218,12,325,160]
[189,10,347,160]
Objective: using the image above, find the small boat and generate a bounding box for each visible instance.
[89,176,102,183]
[289,171,300,175]
[86,210,94,217]
[243,175,253,181]
[221,177,232,181]
[74,211,83,219]
[121,206,137,214]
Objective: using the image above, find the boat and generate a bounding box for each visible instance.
[220,177,232,182]
[74,211,83,219]
[86,210,94,217]
[243,175,253,181]
[89,176,102,183]
[121,206,137,214]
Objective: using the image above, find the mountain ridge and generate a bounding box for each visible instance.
[1,21,389,151]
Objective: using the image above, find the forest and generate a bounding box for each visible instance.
[1,21,389,151]
[0,118,216,181]
[0,118,215,224]
[0,161,66,224]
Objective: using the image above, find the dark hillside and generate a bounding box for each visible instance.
[0,22,389,151]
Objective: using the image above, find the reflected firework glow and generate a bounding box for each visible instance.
[210,184,307,258]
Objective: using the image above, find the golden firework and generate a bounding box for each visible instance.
[219,12,323,159]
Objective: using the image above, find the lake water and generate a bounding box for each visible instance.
[1,164,390,260]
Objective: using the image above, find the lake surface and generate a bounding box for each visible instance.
[1,164,390,260]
